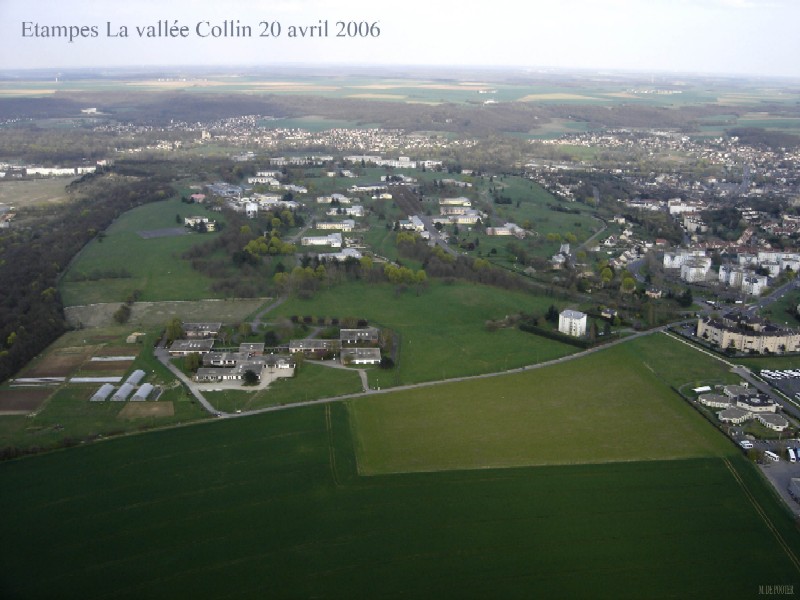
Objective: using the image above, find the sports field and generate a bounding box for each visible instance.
[0,400,798,598]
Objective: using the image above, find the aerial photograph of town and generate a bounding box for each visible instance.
[1,0,800,597]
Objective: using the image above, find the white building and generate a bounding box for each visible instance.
[316,220,355,232]
[742,274,768,296]
[558,310,587,337]
[663,249,707,270]
[301,232,343,248]
[680,257,712,283]
[719,265,746,288]
[317,248,363,262]
[439,197,472,207]
[327,205,364,217]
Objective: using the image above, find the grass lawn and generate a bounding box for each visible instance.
[270,280,578,385]
[471,175,602,260]
[203,362,364,412]
[60,197,224,305]
[349,333,738,475]
[0,403,798,599]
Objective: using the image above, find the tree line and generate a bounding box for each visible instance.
[0,172,175,383]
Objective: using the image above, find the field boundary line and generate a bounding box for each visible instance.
[325,404,341,487]
[723,458,800,573]
[661,331,735,368]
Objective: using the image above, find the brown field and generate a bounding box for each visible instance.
[0,388,51,414]
[97,346,139,357]
[65,298,269,328]
[418,83,491,91]
[118,402,174,419]
[347,93,407,100]
[77,362,131,374]
[519,93,605,102]
[0,89,57,96]
[23,347,93,378]
[0,178,74,207]
[124,80,231,88]
[353,84,406,90]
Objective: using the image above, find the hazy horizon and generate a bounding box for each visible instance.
[2,0,800,79]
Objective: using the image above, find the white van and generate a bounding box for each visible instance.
[788,447,797,463]
[764,450,780,462]
[739,440,754,450]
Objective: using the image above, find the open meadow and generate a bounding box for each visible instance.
[269,280,579,385]
[349,333,741,475]
[60,196,225,305]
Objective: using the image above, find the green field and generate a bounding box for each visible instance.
[270,280,578,385]
[204,361,364,412]
[60,197,224,305]
[1,399,798,598]
[350,334,738,475]
[470,175,601,261]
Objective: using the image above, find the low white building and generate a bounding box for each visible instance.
[301,232,343,248]
[487,223,526,238]
[340,347,381,365]
[327,205,364,217]
[316,220,355,232]
[317,248,363,262]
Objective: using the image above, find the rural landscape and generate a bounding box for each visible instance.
[1,60,800,597]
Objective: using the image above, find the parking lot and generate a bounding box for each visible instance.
[759,369,800,402]
[758,457,800,517]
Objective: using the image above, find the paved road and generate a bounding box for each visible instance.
[220,326,665,419]
[250,295,287,333]
[154,348,218,414]
[747,275,800,316]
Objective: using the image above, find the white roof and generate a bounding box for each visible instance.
[560,309,586,320]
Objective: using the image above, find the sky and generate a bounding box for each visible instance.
[1,0,799,78]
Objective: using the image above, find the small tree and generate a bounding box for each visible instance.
[166,318,183,343]
[184,353,201,372]
[242,370,259,386]
[113,304,131,324]
[546,305,559,324]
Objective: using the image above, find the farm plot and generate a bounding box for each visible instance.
[65,297,269,328]
[0,404,797,599]
[0,389,51,414]
[118,402,174,419]
[20,346,93,378]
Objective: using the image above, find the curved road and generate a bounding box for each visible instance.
[168,326,665,420]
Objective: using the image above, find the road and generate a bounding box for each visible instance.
[390,184,459,258]
[215,326,664,419]
[154,348,218,415]
[746,275,800,316]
